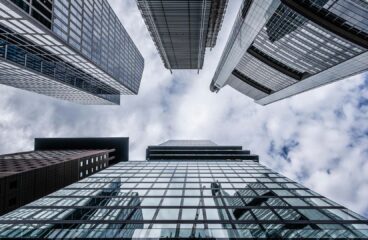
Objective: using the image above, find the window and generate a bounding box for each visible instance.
[284,198,309,206]
[80,161,83,167]
[162,198,181,206]
[156,209,179,220]
[141,198,161,206]
[298,209,330,220]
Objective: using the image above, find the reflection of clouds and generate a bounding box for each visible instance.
[156,209,179,220]
[141,209,155,221]
[162,198,181,206]
[0,0,365,219]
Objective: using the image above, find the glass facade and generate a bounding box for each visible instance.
[0,0,144,105]
[210,0,368,105]
[136,0,227,70]
[0,141,367,239]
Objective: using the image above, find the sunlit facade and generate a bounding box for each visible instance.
[0,0,144,105]
[210,0,368,105]
[0,140,367,239]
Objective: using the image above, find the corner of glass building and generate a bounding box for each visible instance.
[0,0,144,105]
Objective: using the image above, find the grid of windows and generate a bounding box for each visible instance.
[210,0,368,105]
[306,0,368,36]
[79,154,110,179]
[237,1,366,94]
[0,161,367,238]
[0,150,109,174]
[256,3,365,76]
[136,0,227,70]
[0,0,144,105]
[53,0,144,93]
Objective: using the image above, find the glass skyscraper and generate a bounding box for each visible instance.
[0,0,144,105]
[210,0,368,105]
[136,0,228,71]
[0,140,366,238]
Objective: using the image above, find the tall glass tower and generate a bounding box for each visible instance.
[0,140,367,239]
[210,0,368,105]
[136,0,228,71]
[0,0,144,105]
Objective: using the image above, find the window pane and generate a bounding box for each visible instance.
[156,209,179,220]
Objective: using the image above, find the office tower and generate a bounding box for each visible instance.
[136,0,228,71]
[210,0,368,105]
[0,140,367,239]
[0,137,129,215]
[0,0,144,105]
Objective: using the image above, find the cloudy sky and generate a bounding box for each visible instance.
[0,0,367,218]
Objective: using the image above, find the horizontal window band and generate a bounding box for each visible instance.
[247,46,308,80]
[281,0,368,49]
[232,69,273,95]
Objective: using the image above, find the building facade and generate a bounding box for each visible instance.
[0,140,367,239]
[210,0,368,105]
[0,0,144,105]
[0,137,129,216]
[136,0,228,71]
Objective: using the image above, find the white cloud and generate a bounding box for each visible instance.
[0,0,367,218]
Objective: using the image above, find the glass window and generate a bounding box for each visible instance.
[136,183,152,189]
[284,198,309,206]
[275,209,301,220]
[181,208,198,220]
[166,189,183,196]
[156,209,179,220]
[153,183,168,188]
[141,198,161,206]
[203,197,216,206]
[273,190,293,196]
[252,209,279,220]
[298,209,330,220]
[323,209,359,221]
[185,190,201,196]
[142,208,156,220]
[305,198,331,207]
[146,189,165,196]
[183,198,201,206]
[162,198,181,206]
[206,209,221,220]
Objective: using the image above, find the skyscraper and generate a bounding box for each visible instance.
[0,137,129,215]
[0,0,144,105]
[136,0,228,71]
[210,0,368,105]
[0,140,367,239]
